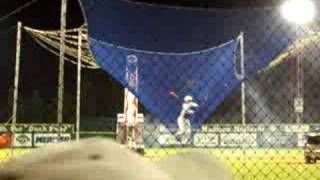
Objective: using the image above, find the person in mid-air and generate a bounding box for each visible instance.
[176,95,199,143]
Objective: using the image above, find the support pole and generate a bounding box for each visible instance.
[57,0,67,139]
[76,28,82,141]
[295,49,304,124]
[240,32,246,125]
[11,21,22,154]
[295,28,305,124]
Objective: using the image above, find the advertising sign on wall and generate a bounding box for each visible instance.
[193,133,219,147]
[33,133,72,147]
[148,123,320,148]
[0,133,11,148]
[220,133,257,147]
[13,133,32,147]
[297,133,307,147]
[0,124,74,133]
[157,134,177,146]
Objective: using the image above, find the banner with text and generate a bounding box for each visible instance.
[33,133,72,147]
[153,124,320,148]
[13,133,33,147]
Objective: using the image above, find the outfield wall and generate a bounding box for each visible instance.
[145,123,320,148]
[1,123,318,149]
[0,124,74,148]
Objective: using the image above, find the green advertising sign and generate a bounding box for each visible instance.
[0,124,74,133]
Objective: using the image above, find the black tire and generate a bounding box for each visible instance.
[136,148,145,156]
[305,157,312,164]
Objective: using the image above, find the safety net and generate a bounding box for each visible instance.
[79,0,306,128]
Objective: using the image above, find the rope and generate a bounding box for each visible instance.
[25,27,92,58]
[24,26,99,69]
[31,32,94,64]
[31,34,98,69]
[27,31,99,69]
[0,0,40,23]
[24,26,86,35]
[0,25,17,34]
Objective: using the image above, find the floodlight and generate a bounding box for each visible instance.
[281,0,316,24]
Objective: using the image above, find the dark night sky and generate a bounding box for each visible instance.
[0,0,105,122]
[0,0,283,123]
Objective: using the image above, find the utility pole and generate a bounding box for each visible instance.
[57,0,67,139]
[76,28,82,141]
[11,21,22,155]
[240,32,246,125]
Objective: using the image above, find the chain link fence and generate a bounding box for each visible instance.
[1,0,320,179]
[82,0,320,179]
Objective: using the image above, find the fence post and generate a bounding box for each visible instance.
[240,32,246,125]
[57,0,67,139]
[76,28,82,141]
[11,21,22,156]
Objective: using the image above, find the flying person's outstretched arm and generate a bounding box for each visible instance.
[190,102,199,108]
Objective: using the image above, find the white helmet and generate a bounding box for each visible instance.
[184,95,193,103]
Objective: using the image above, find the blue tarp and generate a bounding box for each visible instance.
[79,0,314,127]
[90,37,240,128]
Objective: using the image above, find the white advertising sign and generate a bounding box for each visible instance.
[297,133,307,147]
[157,134,177,145]
[193,133,219,147]
[220,133,257,147]
[33,133,72,147]
[13,133,32,147]
[294,98,304,113]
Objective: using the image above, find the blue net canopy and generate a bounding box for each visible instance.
[79,0,313,127]
[90,37,240,127]
[80,0,305,71]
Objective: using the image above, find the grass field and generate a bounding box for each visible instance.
[0,148,33,163]
[145,148,320,180]
[0,148,319,180]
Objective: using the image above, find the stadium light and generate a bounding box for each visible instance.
[281,0,316,24]
[281,0,316,123]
